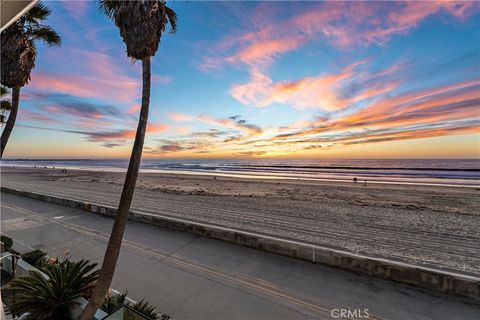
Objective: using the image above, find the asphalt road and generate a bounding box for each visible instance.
[1,192,478,320]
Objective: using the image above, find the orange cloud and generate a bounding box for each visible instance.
[147,122,168,134]
[168,112,194,122]
[336,79,480,130]
[75,121,167,147]
[230,60,398,111]
[268,78,480,142]
[128,104,141,114]
[230,37,306,66]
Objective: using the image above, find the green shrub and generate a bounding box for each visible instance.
[8,259,99,320]
[1,235,13,251]
[101,290,128,314]
[22,249,47,268]
[130,299,164,320]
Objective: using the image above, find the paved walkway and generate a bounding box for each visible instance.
[1,192,478,320]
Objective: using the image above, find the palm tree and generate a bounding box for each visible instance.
[1,86,12,124]
[7,259,99,320]
[79,1,177,318]
[0,2,61,157]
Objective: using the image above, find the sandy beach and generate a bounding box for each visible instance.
[1,166,479,276]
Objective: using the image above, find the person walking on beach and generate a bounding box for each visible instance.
[353,177,358,183]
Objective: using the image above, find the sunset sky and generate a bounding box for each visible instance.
[3,0,480,159]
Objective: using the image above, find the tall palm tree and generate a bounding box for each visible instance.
[79,1,177,318]
[0,2,61,157]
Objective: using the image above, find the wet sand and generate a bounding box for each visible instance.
[1,166,480,276]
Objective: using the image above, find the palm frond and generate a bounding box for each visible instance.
[7,259,99,319]
[99,0,121,20]
[130,299,160,320]
[1,26,37,87]
[99,1,178,59]
[101,290,128,314]
[23,2,52,23]
[1,1,59,87]
[0,86,9,97]
[30,26,61,46]
[165,6,177,34]
[1,100,12,111]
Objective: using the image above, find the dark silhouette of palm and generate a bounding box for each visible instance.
[0,2,61,157]
[79,1,176,318]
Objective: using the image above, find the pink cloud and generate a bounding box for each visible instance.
[44,105,61,113]
[18,109,55,123]
[168,112,195,122]
[28,49,139,102]
[230,60,399,111]
[199,1,478,72]
[61,0,88,20]
[292,1,478,48]
[275,78,480,140]
[230,37,306,66]
[128,104,141,114]
[230,68,273,106]
[30,72,138,102]
[81,121,168,146]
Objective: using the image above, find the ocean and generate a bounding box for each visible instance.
[2,158,480,187]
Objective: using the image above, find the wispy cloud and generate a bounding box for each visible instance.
[44,101,121,119]
[168,112,263,136]
[27,48,139,102]
[199,1,478,72]
[231,60,400,111]
[16,121,168,149]
[60,0,88,20]
[18,109,55,123]
[128,104,141,114]
[146,76,479,157]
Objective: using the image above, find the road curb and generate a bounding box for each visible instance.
[2,186,479,303]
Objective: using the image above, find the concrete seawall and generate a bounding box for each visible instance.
[2,186,479,303]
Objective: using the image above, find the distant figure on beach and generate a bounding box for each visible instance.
[34,165,36,168]
[364,179,367,186]
[213,176,216,180]
[353,177,358,183]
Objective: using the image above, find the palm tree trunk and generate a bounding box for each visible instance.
[1,86,20,158]
[79,58,151,320]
